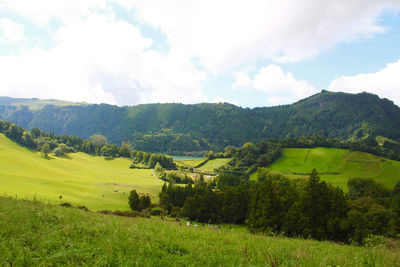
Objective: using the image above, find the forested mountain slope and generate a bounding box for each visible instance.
[1,91,400,153]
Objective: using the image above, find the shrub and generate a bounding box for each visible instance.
[128,190,140,211]
[150,207,164,216]
[363,234,387,247]
[170,206,181,218]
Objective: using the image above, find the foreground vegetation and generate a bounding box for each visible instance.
[1,197,399,266]
[0,134,163,210]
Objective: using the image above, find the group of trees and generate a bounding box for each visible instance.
[217,135,400,179]
[128,190,151,211]
[218,140,283,177]
[156,169,400,244]
[154,163,193,184]
[0,119,176,170]
[131,151,175,169]
[158,179,249,224]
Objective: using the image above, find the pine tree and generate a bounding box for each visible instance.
[128,190,140,211]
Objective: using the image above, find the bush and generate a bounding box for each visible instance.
[150,207,164,216]
[363,234,387,247]
[53,147,64,157]
[170,206,181,218]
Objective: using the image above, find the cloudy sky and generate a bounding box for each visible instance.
[0,0,400,107]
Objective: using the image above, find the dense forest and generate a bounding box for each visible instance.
[157,169,400,244]
[2,91,400,154]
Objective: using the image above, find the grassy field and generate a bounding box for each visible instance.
[175,159,205,168]
[198,158,231,172]
[0,134,163,210]
[8,99,85,111]
[265,147,400,190]
[1,197,399,266]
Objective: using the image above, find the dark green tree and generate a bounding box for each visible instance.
[128,190,140,211]
[139,195,151,210]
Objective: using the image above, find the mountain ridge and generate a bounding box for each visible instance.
[1,91,399,154]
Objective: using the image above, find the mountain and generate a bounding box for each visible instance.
[1,91,400,153]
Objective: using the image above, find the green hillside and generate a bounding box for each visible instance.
[266,147,400,189]
[198,158,231,172]
[1,197,399,266]
[0,134,163,210]
[2,91,400,154]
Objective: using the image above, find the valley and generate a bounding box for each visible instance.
[0,134,163,210]
[1,92,400,265]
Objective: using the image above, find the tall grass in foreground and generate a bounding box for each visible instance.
[1,197,399,266]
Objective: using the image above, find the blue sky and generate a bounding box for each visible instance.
[0,1,400,107]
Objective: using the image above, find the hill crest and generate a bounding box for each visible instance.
[1,91,400,153]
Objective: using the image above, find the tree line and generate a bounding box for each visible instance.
[215,135,400,180]
[0,119,175,169]
[156,169,400,244]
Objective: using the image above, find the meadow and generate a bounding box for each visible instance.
[0,134,163,210]
[264,147,400,190]
[1,196,399,266]
[198,158,232,173]
[175,159,205,168]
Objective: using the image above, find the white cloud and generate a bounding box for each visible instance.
[1,1,399,107]
[0,0,108,26]
[231,72,252,90]
[0,18,25,44]
[113,0,400,73]
[328,59,400,106]
[232,65,317,105]
[0,14,206,105]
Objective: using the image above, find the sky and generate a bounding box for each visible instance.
[0,0,400,108]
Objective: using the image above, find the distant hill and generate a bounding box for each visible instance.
[1,91,400,153]
[260,147,400,190]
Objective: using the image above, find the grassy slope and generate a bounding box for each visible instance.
[175,159,205,168]
[10,99,84,111]
[198,158,231,172]
[1,197,399,266]
[267,147,400,189]
[0,134,163,210]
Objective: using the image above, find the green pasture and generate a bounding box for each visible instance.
[266,147,400,190]
[1,197,399,266]
[198,158,231,172]
[9,99,84,111]
[0,134,163,210]
[175,159,205,168]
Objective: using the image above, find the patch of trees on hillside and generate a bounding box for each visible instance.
[220,136,400,176]
[0,119,175,170]
[157,169,400,244]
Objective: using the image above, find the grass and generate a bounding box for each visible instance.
[170,156,203,161]
[175,159,205,168]
[198,158,231,173]
[1,197,399,266]
[0,134,163,210]
[266,147,400,190]
[9,99,85,111]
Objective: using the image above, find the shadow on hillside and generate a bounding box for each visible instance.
[43,155,55,160]
[54,154,72,160]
